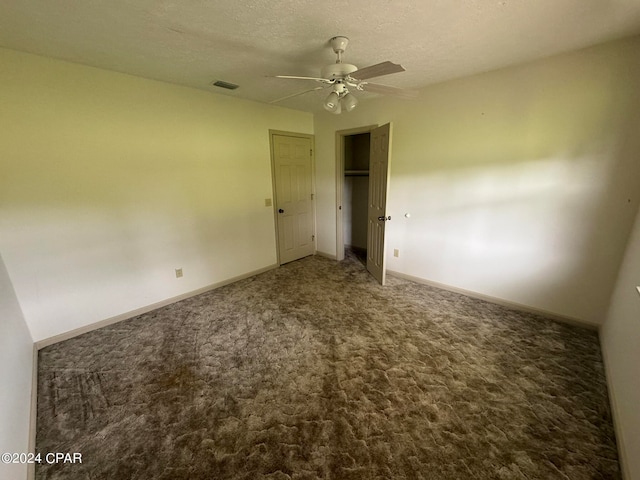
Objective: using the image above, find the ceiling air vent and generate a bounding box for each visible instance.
[212,80,239,90]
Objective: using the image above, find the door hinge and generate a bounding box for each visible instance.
[312,235,315,241]
[311,193,314,200]
[310,149,313,156]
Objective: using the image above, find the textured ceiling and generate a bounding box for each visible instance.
[2,0,640,113]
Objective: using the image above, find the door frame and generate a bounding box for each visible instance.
[335,125,378,261]
[269,130,316,265]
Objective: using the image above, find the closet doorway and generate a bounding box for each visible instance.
[336,124,392,284]
[336,126,374,262]
[343,132,370,262]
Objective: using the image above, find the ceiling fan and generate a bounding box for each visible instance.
[271,36,417,114]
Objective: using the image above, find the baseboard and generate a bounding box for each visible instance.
[315,250,337,260]
[27,344,37,480]
[36,263,278,349]
[599,332,631,480]
[386,270,599,330]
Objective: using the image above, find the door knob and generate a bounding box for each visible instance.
[377,216,391,221]
[278,209,284,213]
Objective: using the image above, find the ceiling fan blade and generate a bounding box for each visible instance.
[273,75,334,84]
[269,86,327,104]
[358,82,418,99]
[350,61,405,80]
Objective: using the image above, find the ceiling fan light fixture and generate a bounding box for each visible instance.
[324,91,340,112]
[342,92,358,112]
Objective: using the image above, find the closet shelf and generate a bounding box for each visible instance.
[345,170,369,176]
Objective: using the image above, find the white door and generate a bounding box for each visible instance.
[366,123,392,284]
[273,134,315,264]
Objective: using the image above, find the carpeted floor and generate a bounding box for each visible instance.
[36,251,620,479]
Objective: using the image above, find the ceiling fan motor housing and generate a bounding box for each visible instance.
[321,63,358,80]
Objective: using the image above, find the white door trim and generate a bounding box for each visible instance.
[269,130,316,265]
[335,125,378,261]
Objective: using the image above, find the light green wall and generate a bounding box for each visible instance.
[314,36,640,325]
[0,47,313,341]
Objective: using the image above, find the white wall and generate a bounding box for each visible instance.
[601,204,640,480]
[0,254,34,480]
[314,36,640,326]
[0,48,313,342]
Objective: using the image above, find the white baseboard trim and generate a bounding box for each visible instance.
[315,250,337,260]
[386,269,599,330]
[599,333,630,480]
[27,344,37,480]
[36,263,279,350]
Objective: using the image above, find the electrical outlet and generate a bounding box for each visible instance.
[175,268,183,278]
[393,249,399,257]
[265,198,272,207]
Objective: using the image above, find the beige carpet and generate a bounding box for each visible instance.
[36,251,620,479]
